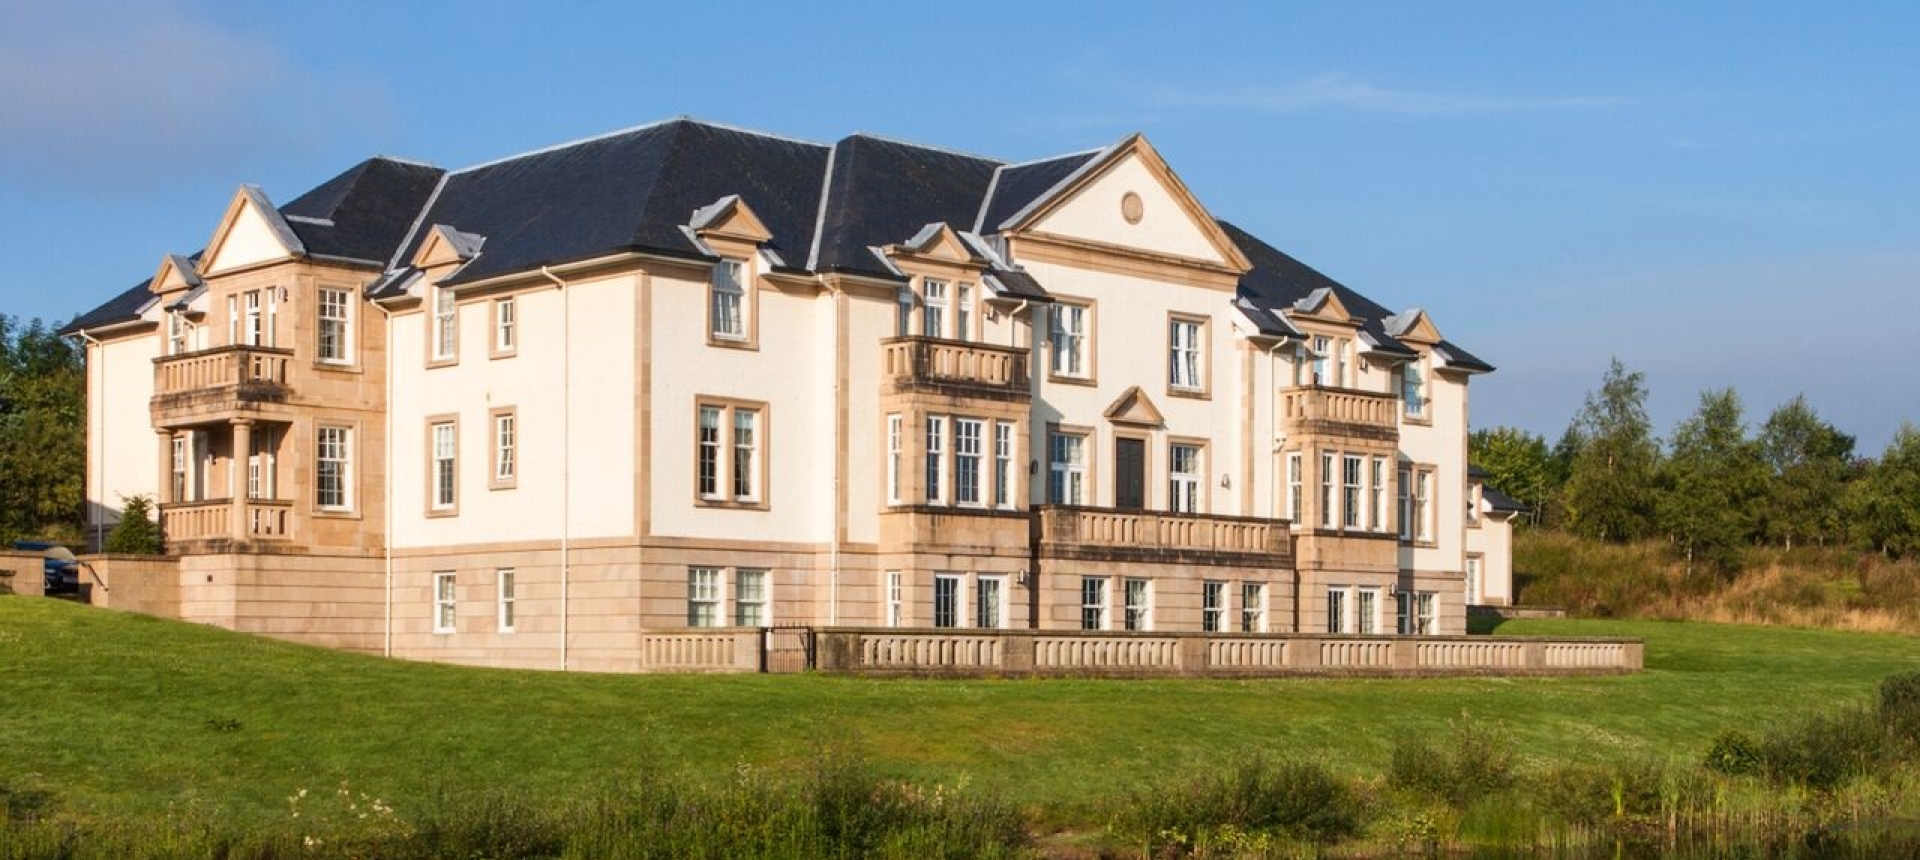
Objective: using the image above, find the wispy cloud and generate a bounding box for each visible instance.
[1148,73,1629,117]
[0,1,395,194]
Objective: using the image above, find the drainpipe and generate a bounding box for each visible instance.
[77,330,104,553]
[540,266,571,672]
[372,302,396,659]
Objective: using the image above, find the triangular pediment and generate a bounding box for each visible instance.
[1288,287,1355,325]
[413,224,486,270]
[689,194,773,245]
[1383,308,1443,344]
[1103,386,1166,427]
[202,185,305,275]
[1010,136,1251,273]
[149,253,202,296]
[887,222,981,266]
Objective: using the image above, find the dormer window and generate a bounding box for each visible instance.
[1295,335,1350,387]
[956,282,972,342]
[922,279,948,339]
[709,258,747,341]
[167,310,189,356]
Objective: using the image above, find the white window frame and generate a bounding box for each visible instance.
[933,573,964,629]
[433,572,456,634]
[993,421,1014,509]
[735,568,770,627]
[922,279,948,339]
[698,406,723,501]
[1169,443,1202,514]
[709,259,747,342]
[954,418,983,507]
[1402,358,1427,419]
[495,296,517,354]
[1048,303,1089,378]
[1356,587,1379,635]
[1168,318,1203,391]
[170,435,187,502]
[885,571,903,627]
[1342,455,1363,530]
[1418,591,1438,635]
[1466,555,1483,604]
[975,574,1006,630]
[431,285,455,360]
[1285,452,1302,522]
[732,408,760,502]
[1310,336,1331,386]
[497,569,516,633]
[167,310,188,356]
[956,282,973,342]
[1048,431,1087,505]
[316,426,351,511]
[493,412,516,484]
[687,567,723,627]
[1124,578,1151,631]
[1202,581,1226,633]
[1398,467,1414,542]
[1415,469,1434,544]
[430,421,457,512]
[1397,592,1414,635]
[1080,576,1108,631]
[1370,457,1388,533]
[247,425,276,501]
[243,290,264,347]
[925,415,947,505]
[1319,451,1336,529]
[318,287,352,364]
[895,287,914,337]
[1241,582,1266,633]
[886,414,903,505]
[1327,587,1347,634]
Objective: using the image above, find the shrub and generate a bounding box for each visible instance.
[1879,671,1920,749]
[103,495,162,555]
[1758,705,1885,790]
[1703,729,1764,776]
[1117,754,1362,853]
[1387,716,1515,807]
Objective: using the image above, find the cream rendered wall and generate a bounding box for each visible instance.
[1028,154,1227,265]
[389,277,635,548]
[87,331,160,537]
[1397,368,1469,576]
[647,270,823,545]
[1465,515,1515,605]
[843,292,896,545]
[1021,260,1247,515]
[205,202,289,274]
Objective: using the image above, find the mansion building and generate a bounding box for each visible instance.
[66,118,1521,672]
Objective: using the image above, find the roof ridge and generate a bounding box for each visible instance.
[451,116,829,176]
[387,172,450,271]
[989,137,1127,231]
[368,153,441,169]
[804,143,840,271]
[843,130,1004,164]
[998,146,1106,169]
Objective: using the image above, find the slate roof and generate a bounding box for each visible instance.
[61,280,157,335]
[810,134,999,278]
[1482,485,1529,514]
[975,150,1104,233]
[281,158,445,264]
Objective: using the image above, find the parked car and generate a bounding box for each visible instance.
[11,541,79,595]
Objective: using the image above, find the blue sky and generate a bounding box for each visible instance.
[2,1,1915,452]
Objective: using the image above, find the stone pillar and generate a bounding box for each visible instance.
[156,429,175,505]
[230,419,252,541]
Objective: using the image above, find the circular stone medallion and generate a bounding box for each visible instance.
[1120,191,1144,224]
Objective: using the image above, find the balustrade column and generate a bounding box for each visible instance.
[230,419,252,541]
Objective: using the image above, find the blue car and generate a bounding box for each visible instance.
[11,541,80,596]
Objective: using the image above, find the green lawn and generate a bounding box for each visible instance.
[3,597,1915,826]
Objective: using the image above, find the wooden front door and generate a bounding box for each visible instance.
[1115,437,1146,510]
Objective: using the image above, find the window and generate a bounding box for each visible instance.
[1371,457,1387,533]
[886,414,903,505]
[316,426,350,510]
[170,435,187,502]
[1417,592,1437,635]
[1466,555,1483,603]
[1286,452,1302,522]
[431,285,455,360]
[1397,467,1413,541]
[1356,588,1378,635]
[732,408,759,501]
[1048,432,1087,505]
[1168,317,1203,391]
[167,311,188,356]
[433,573,456,634]
[1049,303,1088,378]
[1310,336,1330,386]
[925,416,946,505]
[1415,469,1434,544]
[922,279,947,338]
[698,406,723,500]
[244,290,264,347]
[1124,578,1151,631]
[1319,451,1336,528]
[318,288,351,364]
[954,419,983,506]
[494,296,516,355]
[1342,455,1363,529]
[976,576,1004,629]
[1327,587,1347,634]
[1467,483,1482,526]
[687,567,722,627]
[736,568,769,626]
[1241,582,1265,633]
[497,569,516,633]
[227,295,237,346]
[956,282,972,342]
[247,426,275,500]
[885,571,903,627]
[934,574,962,628]
[1402,359,1427,419]
[710,259,747,341]
[1080,576,1107,630]
[993,422,1014,508]
[492,410,516,488]
[1397,592,1413,635]
[895,287,914,337]
[1202,581,1226,633]
[1169,443,1201,514]
[430,420,457,513]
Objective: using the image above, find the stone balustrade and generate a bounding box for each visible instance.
[160,498,294,545]
[881,336,1028,395]
[639,631,760,672]
[1037,506,1290,556]
[1280,385,1397,432]
[154,345,293,398]
[815,627,1643,678]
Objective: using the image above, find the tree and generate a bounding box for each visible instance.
[0,315,86,545]
[1561,359,1660,542]
[1757,396,1855,549]
[1469,427,1552,525]
[1657,388,1768,574]
[103,494,163,555]
[1847,424,1920,558]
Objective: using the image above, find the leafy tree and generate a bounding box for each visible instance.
[1469,426,1552,525]
[1757,396,1855,549]
[0,315,86,545]
[1657,388,1767,574]
[103,494,163,555]
[1847,424,1920,558]
[1562,359,1660,542]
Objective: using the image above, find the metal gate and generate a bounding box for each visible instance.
[760,626,815,673]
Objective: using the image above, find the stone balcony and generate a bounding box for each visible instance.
[1033,505,1293,564]
[1280,385,1398,441]
[159,498,293,551]
[881,336,1029,401]
[152,345,293,421]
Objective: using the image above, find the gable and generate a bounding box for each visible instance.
[1103,386,1166,427]
[1385,309,1443,344]
[1021,147,1240,269]
[204,187,302,274]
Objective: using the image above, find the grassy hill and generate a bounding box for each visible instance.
[5,597,1919,832]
